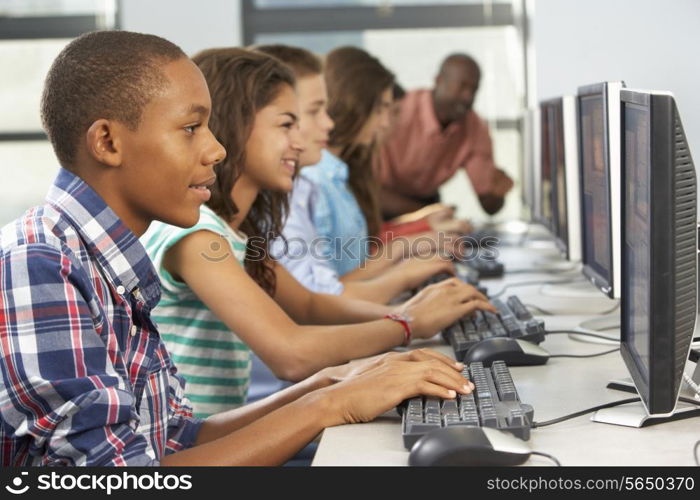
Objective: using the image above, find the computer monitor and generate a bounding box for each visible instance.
[521,108,538,221]
[537,101,555,232]
[620,89,698,415]
[577,81,625,299]
[541,96,582,262]
[594,89,700,427]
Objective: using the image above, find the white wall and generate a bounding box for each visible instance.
[119,0,243,56]
[533,0,700,160]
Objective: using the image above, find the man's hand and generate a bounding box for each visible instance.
[491,167,514,198]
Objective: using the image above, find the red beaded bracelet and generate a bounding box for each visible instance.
[384,313,413,347]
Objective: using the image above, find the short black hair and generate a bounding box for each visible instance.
[438,53,481,80]
[40,30,186,168]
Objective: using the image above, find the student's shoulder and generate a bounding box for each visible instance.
[1,204,73,255]
[0,204,85,278]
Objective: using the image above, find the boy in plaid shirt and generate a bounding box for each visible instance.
[0,31,471,466]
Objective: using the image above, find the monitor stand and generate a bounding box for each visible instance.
[592,362,700,428]
[567,313,621,345]
[540,279,605,299]
[510,257,578,274]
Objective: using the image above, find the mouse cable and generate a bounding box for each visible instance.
[694,439,700,467]
[545,330,620,343]
[490,278,580,299]
[532,397,641,428]
[549,347,620,359]
[683,373,700,397]
[530,451,561,466]
[533,397,700,429]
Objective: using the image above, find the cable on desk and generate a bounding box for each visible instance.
[684,373,700,397]
[490,278,579,299]
[545,330,620,343]
[530,451,561,466]
[549,347,620,359]
[533,397,700,429]
[532,398,641,427]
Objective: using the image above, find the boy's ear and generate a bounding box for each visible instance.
[85,119,123,168]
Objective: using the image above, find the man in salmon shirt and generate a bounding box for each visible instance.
[378,53,514,220]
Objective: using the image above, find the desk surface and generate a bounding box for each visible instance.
[312,240,700,466]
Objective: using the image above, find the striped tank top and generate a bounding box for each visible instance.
[142,205,251,418]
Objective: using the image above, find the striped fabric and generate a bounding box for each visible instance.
[142,205,251,418]
[0,168,203,466]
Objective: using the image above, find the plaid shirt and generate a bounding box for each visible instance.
[0,168,203,466]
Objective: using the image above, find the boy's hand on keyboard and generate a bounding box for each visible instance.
[391,254,455,290]
[399,278,497,339]
[320,349,474,425]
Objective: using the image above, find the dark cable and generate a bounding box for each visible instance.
[530,451,561,466]
[532,398,641,427]
[533,397,700,428]
[549,348,619,359]
[545,330,620,343]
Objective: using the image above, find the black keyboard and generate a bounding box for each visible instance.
[399,360,533,449]
[464,255,505,278]
[469,228,501,242]
[457,265,480,286]
[424,271,488,296]
[442,295,546,362]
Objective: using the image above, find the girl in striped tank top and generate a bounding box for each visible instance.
[142,48,495,421]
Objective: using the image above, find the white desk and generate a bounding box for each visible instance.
[312,240,700,466]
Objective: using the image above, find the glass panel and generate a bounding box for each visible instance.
[0,141,58,226]
[0,0,112,17]
[0,39,70,133]
[440,129,521,223]
[254,31,363,54]
[257,26,525,120]
[364,26,524,120]
[254,0,510,9]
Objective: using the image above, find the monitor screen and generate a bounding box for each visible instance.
[579,92,612,287]
[539,105,554,230]
[620,89,697,416]
[622,102,651,382]
[552,101,568,251]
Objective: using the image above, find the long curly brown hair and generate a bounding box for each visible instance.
[192,48,295,296]
[324,46,395,237]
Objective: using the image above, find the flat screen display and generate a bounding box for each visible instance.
[622,102,651,384]
[580,93,612,284]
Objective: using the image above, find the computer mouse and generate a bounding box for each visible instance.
[463,337,550,366]
[409,426,531,466]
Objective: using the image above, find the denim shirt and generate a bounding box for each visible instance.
[296,149,368,277]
